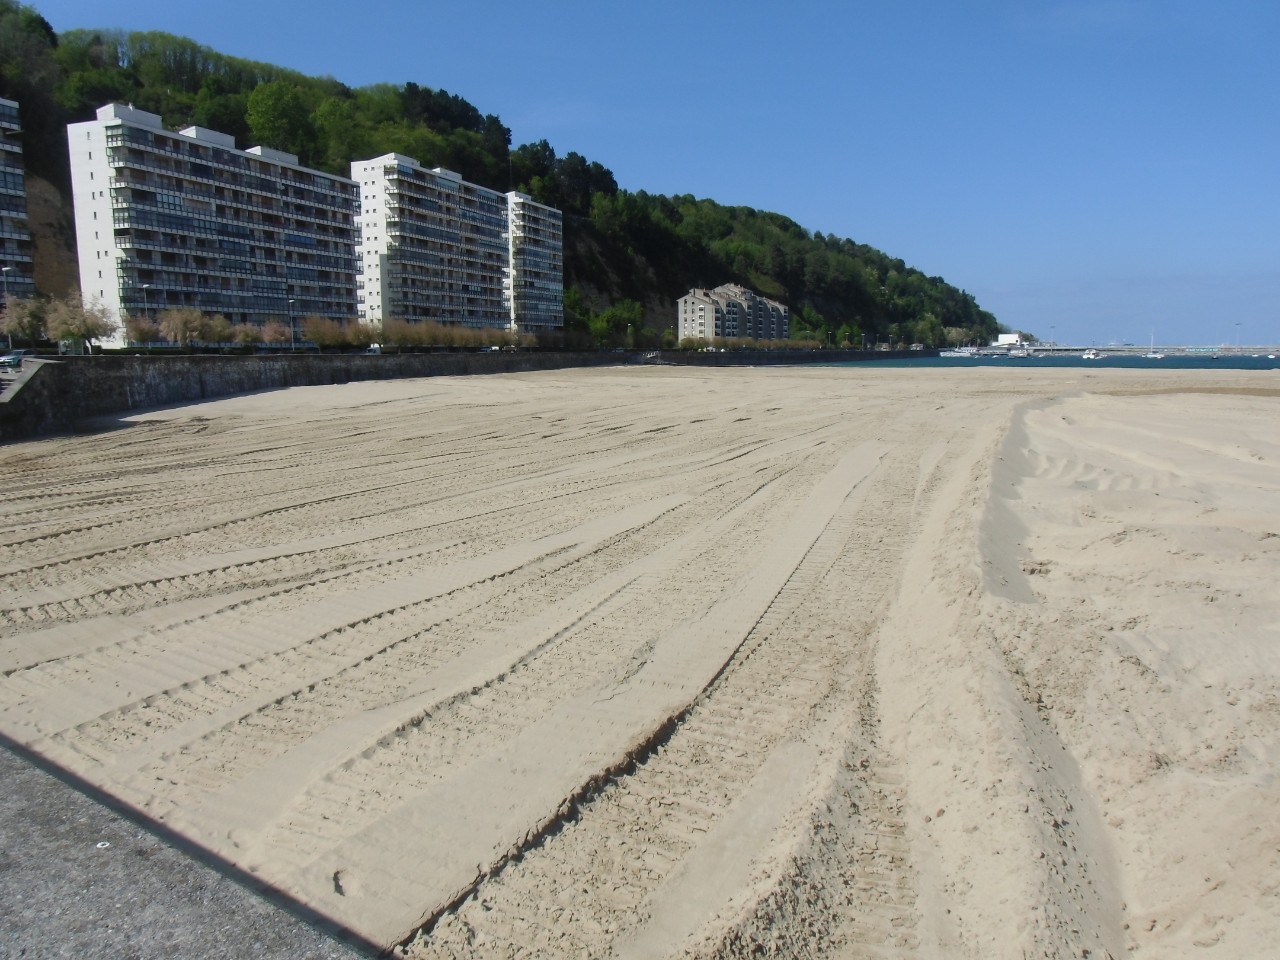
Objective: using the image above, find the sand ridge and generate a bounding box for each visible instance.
[1,365,1276,957]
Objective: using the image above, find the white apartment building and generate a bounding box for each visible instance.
[506,192,563,334]
[352,154,562,332]
[0,98,35,303]
[678,283,789,342]
[68,104,358,347]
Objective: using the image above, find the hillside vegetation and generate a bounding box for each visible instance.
[0,0,1000,348]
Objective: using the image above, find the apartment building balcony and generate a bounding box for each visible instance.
[110,176,223,205]
[109,155,350,217]
[1,273,35,295]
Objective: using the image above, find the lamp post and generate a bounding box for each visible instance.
[288,299,296,352]
[1,266,12,351]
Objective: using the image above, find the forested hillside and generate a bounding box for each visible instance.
[0,0,1000,348]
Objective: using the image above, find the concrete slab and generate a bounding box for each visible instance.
[0,741,373,959]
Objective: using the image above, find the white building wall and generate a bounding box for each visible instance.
[678,283,790,343]
[69,103,359,349]
[353,154,508,328]
[506,192,563,333]
[351,155,392,322]
[678,289,720,341]
[67,109,124,340]
[354,155,562,333]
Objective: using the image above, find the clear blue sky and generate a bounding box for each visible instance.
[32,0,1280,346]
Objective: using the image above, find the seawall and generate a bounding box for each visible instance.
[0,352,620,441]
[0,348,915,442]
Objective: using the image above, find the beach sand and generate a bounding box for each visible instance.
[1,365,1276,957]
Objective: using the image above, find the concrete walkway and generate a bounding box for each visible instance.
[0,743,371,959]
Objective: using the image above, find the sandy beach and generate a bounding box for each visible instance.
[1,364,1276,958]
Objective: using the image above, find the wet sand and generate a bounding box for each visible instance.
[1,365,1276,957]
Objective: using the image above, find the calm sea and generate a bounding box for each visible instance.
[824,353,1280,371]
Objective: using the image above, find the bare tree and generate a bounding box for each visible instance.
[157,307,204,346]
[349,320,377,349]
[124,313,162,344]
[260,321,291,345]
[1,294,46,347]
[302,315,344,347]
[233,323,261,347]
[45,293,119,354]
[382,318,416,347]
[199,313,233,345]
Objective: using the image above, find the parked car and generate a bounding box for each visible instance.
[0,348,33,369]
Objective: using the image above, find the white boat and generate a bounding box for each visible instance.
[1143,331,1165,359]
[1082,348,1100,360]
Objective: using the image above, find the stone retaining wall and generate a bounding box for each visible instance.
[0,348,918,442]
[0,352,620,441]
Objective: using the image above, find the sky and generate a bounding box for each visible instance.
[30,0,1280,346]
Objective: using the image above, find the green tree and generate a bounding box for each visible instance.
[0,0,65,180]
[312,96,368,172]
[191,75,250,143]
[246,80,316,159]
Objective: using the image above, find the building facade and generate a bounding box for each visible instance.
[506,192,563,335]
[353,154,562,333]
[677,284,789,342]
[0,98,35,304]
[68,104,358,346]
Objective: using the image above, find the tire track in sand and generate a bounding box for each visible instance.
[239,442,889,949]
[404,441,933,960]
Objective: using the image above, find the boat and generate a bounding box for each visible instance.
[1143,331,1165,359]
[938,347,979,358]
[1082,348,1100,360]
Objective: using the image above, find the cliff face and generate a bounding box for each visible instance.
[25,173,77,300]
[566,226,676,334]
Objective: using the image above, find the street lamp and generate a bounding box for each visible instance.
[141,283,151,320]
[288,299,296,352]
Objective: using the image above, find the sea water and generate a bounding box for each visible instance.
[824,353,1280,371]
